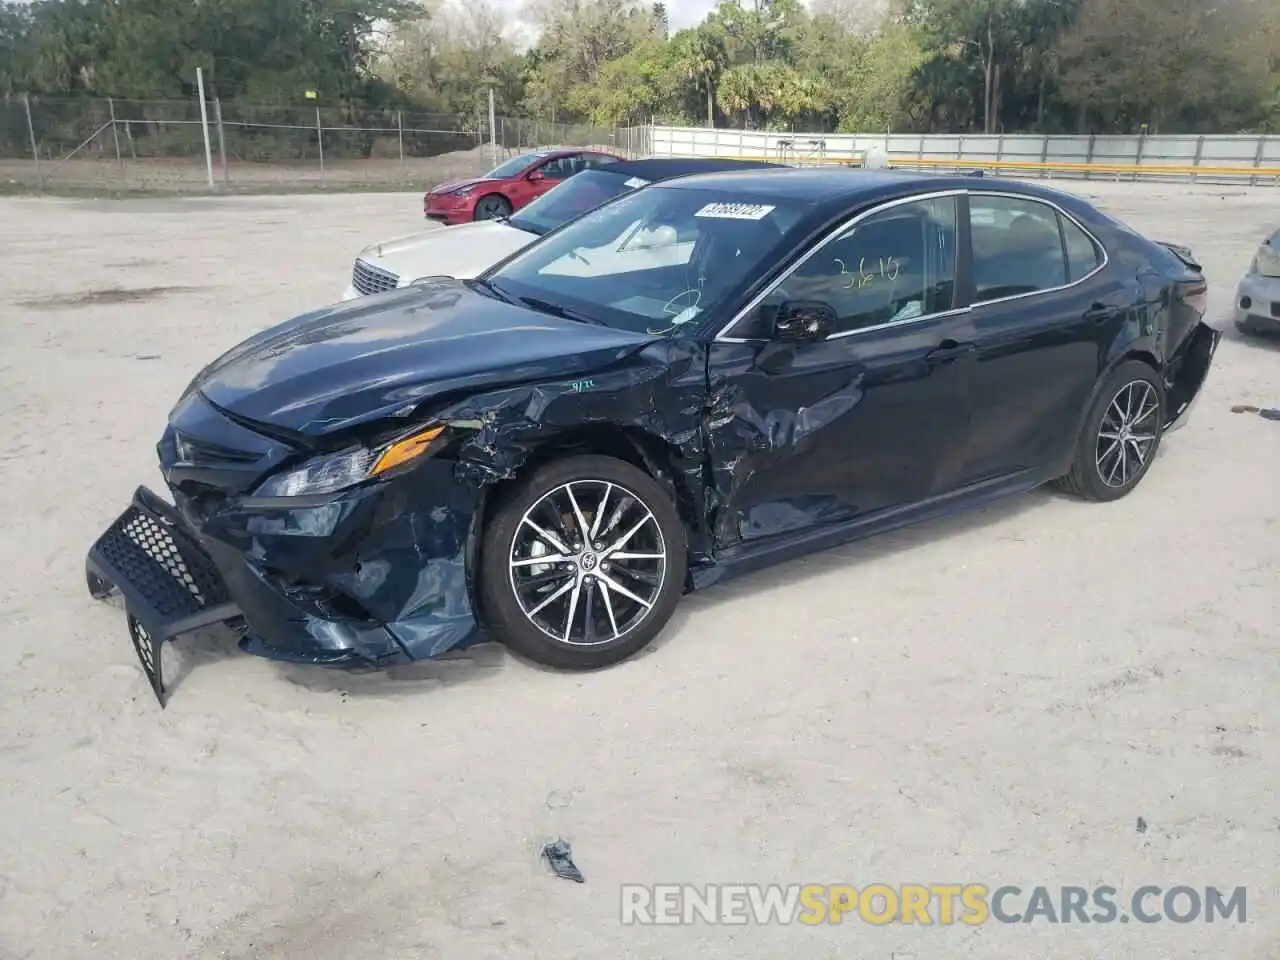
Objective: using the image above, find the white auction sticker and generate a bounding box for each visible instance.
[695,202,776,220]
[624,176,651,188]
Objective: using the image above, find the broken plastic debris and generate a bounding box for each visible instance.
[1229,404,1280,420]
[542,838,585,883]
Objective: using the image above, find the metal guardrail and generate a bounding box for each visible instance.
[891,156,1280,179]
[652,126,1280,186]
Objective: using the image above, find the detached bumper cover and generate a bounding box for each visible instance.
[1164,320,1221,434]
[87,473,486,704]
[86,488,242,705]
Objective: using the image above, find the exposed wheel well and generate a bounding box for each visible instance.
[1120,348,1160,377]
[486,425,694,518]
[467,426,701,618]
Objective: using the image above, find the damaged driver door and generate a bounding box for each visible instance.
[703,193,975,552]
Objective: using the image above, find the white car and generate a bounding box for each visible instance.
[341,157,787,300]
[1234,228,1280,336]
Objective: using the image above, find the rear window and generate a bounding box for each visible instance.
[507,169,650,236]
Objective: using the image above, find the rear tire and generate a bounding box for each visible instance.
[1056,360,1166,502]
[473,194,512,221]
[479,455,688,670]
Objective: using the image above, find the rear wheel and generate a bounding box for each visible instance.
[1057,360,1166,502]
[473,194,512,221]
[480,456,687,670]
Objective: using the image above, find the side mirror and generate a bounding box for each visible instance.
[527,170,546,182]
[774,300,836,342]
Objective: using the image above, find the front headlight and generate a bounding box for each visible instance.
[452,185,478,197]
[411,275,455,285]
[254,425,444,498]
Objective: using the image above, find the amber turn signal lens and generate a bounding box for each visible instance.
[371,425,445,477]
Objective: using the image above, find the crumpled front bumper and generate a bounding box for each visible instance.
[87,465,487,705]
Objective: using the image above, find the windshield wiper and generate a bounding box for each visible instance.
[507,217,545,236]
[515,295,607,326]
[468,276,516,304]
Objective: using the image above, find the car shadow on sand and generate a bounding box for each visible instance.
[125,464,1154,702]
[645,484,1070,661]
[1221,320,1280,354]
[296,482,1072,699]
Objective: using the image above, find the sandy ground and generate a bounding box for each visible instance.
[0,181,1277,960]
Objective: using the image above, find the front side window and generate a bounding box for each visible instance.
[970,195,1070,302]
[539,156,582,180]
[744,195,959,338]
[484,186,810,335]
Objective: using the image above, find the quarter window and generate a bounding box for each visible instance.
[751,196,959,338]
[1061,215,1102,281]
[969,195,1072,302]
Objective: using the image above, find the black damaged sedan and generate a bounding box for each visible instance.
[88,169,1220,703]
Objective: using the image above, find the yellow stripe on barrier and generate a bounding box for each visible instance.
[887,156,1280,177]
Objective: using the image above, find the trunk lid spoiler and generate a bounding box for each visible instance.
[1157,240,1201,272]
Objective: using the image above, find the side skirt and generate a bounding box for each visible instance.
[689,469,1046,590]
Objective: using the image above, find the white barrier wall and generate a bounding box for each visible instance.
[649,125,1280,185]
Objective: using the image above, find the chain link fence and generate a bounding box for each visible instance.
[0,95,651,192]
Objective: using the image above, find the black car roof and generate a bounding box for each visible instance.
[595,157,787,181]
[654,166,1094,210]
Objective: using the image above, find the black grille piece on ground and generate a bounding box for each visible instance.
[86,486,240,707]
[351,258,400,296]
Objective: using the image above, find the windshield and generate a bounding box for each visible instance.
[508,168,649,236]
[486,152,547,179]
[484,185,809,335]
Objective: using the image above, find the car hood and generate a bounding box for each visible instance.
[428,177,501,196]
[358,220,535,283]
[191,283,654,438]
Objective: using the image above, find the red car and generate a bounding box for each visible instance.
[424,148,623,225]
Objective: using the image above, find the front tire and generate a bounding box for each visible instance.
[473,194,512,221]
[480,456,688,669]
[1057,360,1166,502]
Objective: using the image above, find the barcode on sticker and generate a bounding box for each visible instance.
[695,202,775,220]
[624,177,651,188]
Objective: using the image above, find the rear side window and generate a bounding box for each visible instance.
[969,196,1068,302]
[1061,215,1102,281]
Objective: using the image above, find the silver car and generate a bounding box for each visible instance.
[1235,229,1280,335]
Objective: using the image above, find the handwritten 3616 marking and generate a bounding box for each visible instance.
[834,256,902,289]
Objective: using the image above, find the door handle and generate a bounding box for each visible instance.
[1084,302,1119,324]
[926,340,976,364]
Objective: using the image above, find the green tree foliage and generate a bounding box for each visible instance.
[3,0,417,104]
[2,0,1277,134]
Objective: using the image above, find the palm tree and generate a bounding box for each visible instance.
[674,28,726,126]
